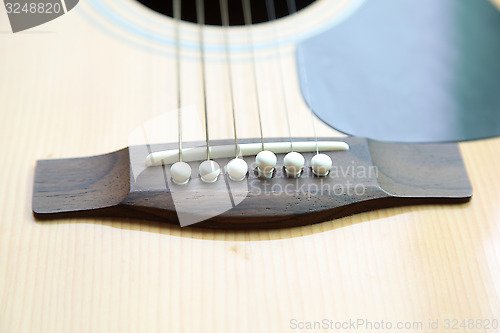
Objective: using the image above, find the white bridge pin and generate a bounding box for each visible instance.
[311,153,332,177]
[256,150,277,179]
[170,161,192,185]
[199,160,221,183]
[226,158,248,181]
[284,152,305,178]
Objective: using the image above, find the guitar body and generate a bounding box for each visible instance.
[1,0,500,331]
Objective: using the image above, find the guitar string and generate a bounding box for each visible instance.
[173,0,183,161]
[298,50,320,154]
[220,0,239,158]
[264,0,294,152]
[286,0,320,154]
[196,0,211,160]
[286,0,297,13]
[242,0,265,151]
[181,1,315,159]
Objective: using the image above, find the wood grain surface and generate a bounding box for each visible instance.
[1,0,500,332]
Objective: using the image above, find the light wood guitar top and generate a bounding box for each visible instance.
[1,1,499,332]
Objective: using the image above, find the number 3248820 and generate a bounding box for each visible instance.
[5,2,62,14]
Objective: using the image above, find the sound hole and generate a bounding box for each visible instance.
[135,0,317,26]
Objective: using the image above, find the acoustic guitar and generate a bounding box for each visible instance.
[1,0,500,332]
